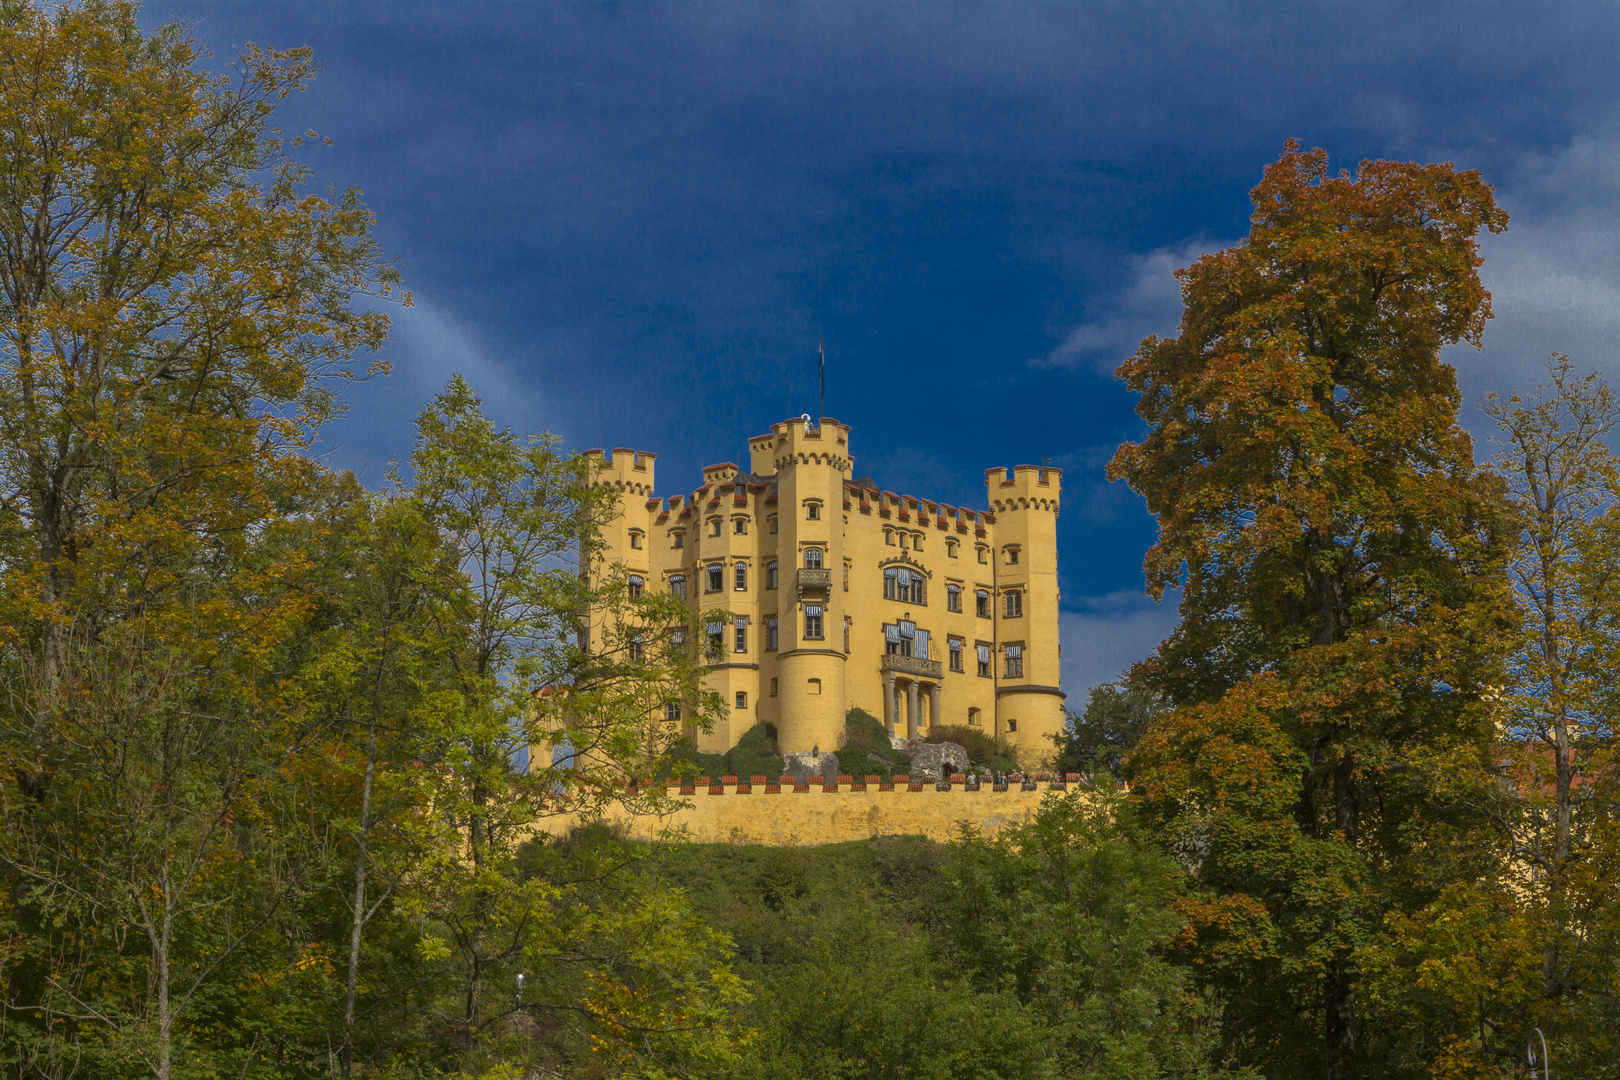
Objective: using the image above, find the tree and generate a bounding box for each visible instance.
[946,791,1250,1080]
[0,0,399,790]
[1110,142,1514,1080]
[1051,679,1163,775]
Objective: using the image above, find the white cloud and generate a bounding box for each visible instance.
[1060,588,1180,706]
[318,296,537,479]
[1447,125,1620,432]
[1032,239,1237,374]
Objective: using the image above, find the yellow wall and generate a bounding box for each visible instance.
[581,416,1067,766]
[542,781,1083,846]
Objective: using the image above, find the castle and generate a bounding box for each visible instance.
[582,415,1065,764]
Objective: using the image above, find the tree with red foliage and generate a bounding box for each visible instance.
[1111,141,1514,1080]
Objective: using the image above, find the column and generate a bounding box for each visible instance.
[883,671,896,735]
[907,680,920,741]
[930,683,941,734]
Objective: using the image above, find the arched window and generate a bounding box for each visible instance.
[669,575,686,599]
[734,562,748,591]
[663,702,681,723]
[627,575,643,598]
[883,567,926,604]
[967,706,981,726]
[804,547,823,569]
[628,634,644,661]
[946,539,958,558]
[883,568,898,600]
[629,530,643,549]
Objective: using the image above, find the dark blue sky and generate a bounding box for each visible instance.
[175,1,1620,695]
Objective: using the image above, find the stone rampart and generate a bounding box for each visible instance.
[542,773,1092,846]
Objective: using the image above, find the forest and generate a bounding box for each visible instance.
[1,4,1616,1079]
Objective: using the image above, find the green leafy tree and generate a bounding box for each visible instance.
[1110,142,1514,1080]
[1052,679,1163,775]
[946,791,1249,1080]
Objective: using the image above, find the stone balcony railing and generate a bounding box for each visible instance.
[881,653,943,679]
[796,568,833,591]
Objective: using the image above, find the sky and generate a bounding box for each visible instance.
[169,0,1620,701]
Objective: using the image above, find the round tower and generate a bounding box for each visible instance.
[771,416,852,754]
[984,464,1065,765]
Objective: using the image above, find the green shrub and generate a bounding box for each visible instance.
[924,723,1017,771]
[842,708,906,778]
[724,722,784,779]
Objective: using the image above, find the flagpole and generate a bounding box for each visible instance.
[819,336,825,426]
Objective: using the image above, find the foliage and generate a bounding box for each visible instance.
[1052,680,1163,775]
[724,722,784,781]
[1111,141,1515,1080]
[843,708,906,778]
[946,791,1254,1080]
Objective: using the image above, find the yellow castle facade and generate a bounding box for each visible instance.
[583,416,1066,764]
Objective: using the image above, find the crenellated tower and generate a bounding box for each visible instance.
[768,417,853,754]
[984,464,1064,758]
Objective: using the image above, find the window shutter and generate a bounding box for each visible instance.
[977,644,991,664]
[913,629,930,658]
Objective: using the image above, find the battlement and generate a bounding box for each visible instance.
[985,464,1062,513]
[763,415,853,473]
[584,447,657,496]
[537,774,1106,845]
[702,461,739,484]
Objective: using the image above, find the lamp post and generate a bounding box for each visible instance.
[1527,1027,1550,1080]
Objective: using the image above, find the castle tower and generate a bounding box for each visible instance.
[770,417,852,754]
[984,464,1065,761]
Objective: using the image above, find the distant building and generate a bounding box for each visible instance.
[583,415,1065,763]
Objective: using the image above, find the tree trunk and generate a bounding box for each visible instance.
[1324,960,1358,1080]
[340,722,378,1080]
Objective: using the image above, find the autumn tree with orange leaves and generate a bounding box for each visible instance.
[1111,142,1516,1080]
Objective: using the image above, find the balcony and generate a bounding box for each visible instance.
[882,653,943,679]
[796,568,833,592]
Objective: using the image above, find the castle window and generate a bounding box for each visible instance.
[808,677,822,695]
[912,533,923,552]
[706,564,723,592]
[770,677,778,696]
[629,530,643,549]
[805,501,821,520]
[766,616,778,651]
[804,604,824,640]
[967,706,981,726]
[670,575,686,599]
[898,532,908,550]
[884,620,916,658]
[1005,591,1023,618]
[946,584,961,612]
[735,617,749,653]
[769,515,778,534]
[664,702,681,723]
[706,621,724,660]
[844,562,850,590]
[844,616,851,653]
[949,638,964,672]
[629,634,644,661]
[884,528,895,545]
[976,642,991,677]
[975,590,990,618]
[709,518,723,536]
[735,562,748,591]
[804,548,823,570]
[1005,643,1024,678]
[672,531,684,549]
[977,546,988,564]
[628,575,643,598]
[883,568,897,600]
[947,539,958,558]
[1007,719,1018,733]
[767,561,778,589]
[1004,545,1020,565]
[735,691,748,709]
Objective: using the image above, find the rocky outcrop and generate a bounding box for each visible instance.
[782,751,841,783]
[905,741,969,782]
